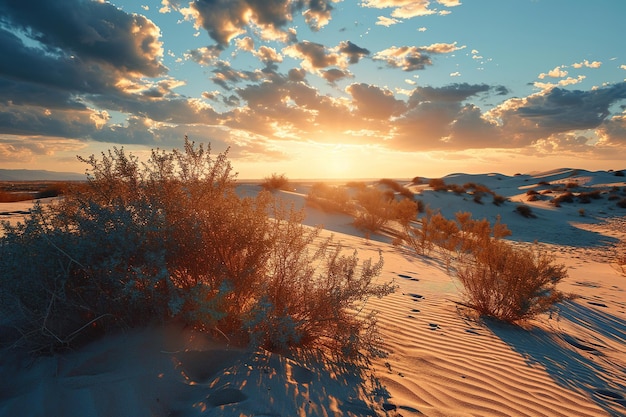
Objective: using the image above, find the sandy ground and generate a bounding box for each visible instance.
[1,169,625,416]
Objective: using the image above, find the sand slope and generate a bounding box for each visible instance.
[1,169,625,416]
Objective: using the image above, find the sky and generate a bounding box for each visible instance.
[1,0,625,180]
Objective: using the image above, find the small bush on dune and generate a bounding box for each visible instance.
[456,240,569,323]
[0,139,394,358]
[378,178,414,199]
[515,204,535,218]
[306,182,351,213]
[428,178,447,191]
[261,173,291,191]
[353,187,397,233]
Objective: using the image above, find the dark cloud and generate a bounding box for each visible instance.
[514,84,626,132]
[338,41,370,64]
[288,68,307,82]
[347,83,406,120]
[321,69,350,84]
[0,0,165,77]
[285,41,339,69]
[409,83,492,104]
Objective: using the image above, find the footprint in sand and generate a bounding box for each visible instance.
[398,274,419,282]
[587,301,608,308]
[408,293,424,301]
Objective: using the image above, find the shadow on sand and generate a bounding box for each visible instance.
[485,301,626,416]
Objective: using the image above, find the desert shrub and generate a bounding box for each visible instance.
[492,194,507,206]
[578,208,586,217]
[353,187,398,233]
[608,194,620,201]
[411,176,423,185]
[261,173,290,191]
[526,189,539,196]
[551,192,574,206]
[538,181,551,186]
[527,194,539,202]
[617,198,626,208]
[428,178,447,191]
[0,139,394,358]
[306,182,351,213]
[614,170,625,177]
[449,183,465,194]
[379,178,413,199]
[515,204,535,218]
[565,182,579,189]
[456,241,568,323]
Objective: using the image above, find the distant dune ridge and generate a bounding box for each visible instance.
[1,167,626,416]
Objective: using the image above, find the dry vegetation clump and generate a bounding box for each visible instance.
[551,191,575,207]
[456,241,569,323]
[261,173,291,191]
[352,187,397,233]
[378,178,414,199]
[306,182,352,213]
[617,198,626,208]
[515,204,535,218]
[399,208,567,323]
[0,139,394,358]
[428,178,448,191]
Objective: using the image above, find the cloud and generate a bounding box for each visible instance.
[572,59,602,69]
[337,41,371,64]
[538,66,568,79]
[361,0,460,18]
[361,0,436,18]
[346,83,406,119]
[491,82,626,144]
[376,16,401,26]
[0,0,166,77]
[181,0,336,48]
[322,68,352,84]
[373,42,463,71]
[284,41,340,71]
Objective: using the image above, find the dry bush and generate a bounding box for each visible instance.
[353,187,397,233]
[492,194,507,206]
[379,178,414,199]
[428,178,447,191]
[306,182,351,213]
[261,173,291,191]
[551,192,575,206]
[515,204,535,218]
[617,198,626,208]
[456,241,568,323]
[0,139,394,358]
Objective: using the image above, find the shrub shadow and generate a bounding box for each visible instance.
[484,302,626,416]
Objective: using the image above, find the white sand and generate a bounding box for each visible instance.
[1,169,625,416]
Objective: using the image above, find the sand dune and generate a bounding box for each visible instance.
[1,170,625,416]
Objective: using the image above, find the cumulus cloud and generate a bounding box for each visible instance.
[572,59,602,69]
[181,0,336,48]
[490,82,626,145]
[373,42,463,71]
[337,41,371,64]
[538,66,568,79]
